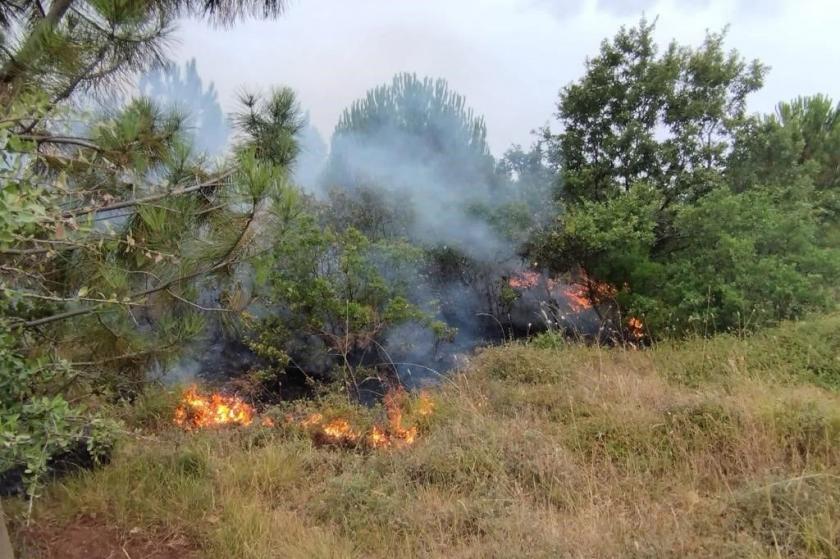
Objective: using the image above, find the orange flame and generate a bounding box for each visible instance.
[508,269,617,315]
[508,271,542,290]
[561,283,592,312]
[322,418,359,443]
[380,387,418,446]
[627,317,645,340]
[417,390,434,416]
[173,386,254,429]
[561,272,617,312]
[174,385,435,449]
[367,425,389,447]
[296,388,433,449]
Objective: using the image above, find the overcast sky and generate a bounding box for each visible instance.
[175,0,840,155]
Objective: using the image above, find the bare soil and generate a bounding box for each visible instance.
[18,516,198,559]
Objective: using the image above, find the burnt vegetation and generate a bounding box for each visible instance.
[0,4,839,557]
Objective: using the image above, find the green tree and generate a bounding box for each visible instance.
[0,1,287,107]
[729,95,840,224]
[549,18,765,206]
[325,73,494,189]
[649,189,839,335]
[534,20,837,336]
[0,0,293,497]
[249,221,446,395]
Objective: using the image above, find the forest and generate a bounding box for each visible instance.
[1,1,839,557]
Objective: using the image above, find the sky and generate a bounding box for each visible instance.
[175,0,840,155]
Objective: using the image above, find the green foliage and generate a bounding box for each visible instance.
[0,10,303,502]
[730,95,840,192]
[324,185,413,241]
[648,189,840,334]
[0,329,119,497]
[551,18,765,204]
[251,218,443,387]
[729,94,840,240]
[234,88,303,167]
[535,19,838,336]
[0,96,52,248]
[324,73,495,190]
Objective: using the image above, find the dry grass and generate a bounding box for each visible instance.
[9,314,840,558]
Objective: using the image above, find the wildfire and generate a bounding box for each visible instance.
[561,283,592,313]
[173,385,254,429]
[627,317,645,340]
[509,269,617,314]
[296,388,434,449]
[508,271,542,290]
[174,385,435,449]
[417,390,435,416]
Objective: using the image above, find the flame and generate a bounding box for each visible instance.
[322,418,360,444]
[382,387,418,446]
[367,425,389,447]
[295,388,433,449]
[627,317,645,340]
[508,269,617,315]
[561,283,592,312]
[417,390,434,416]
[508,271,542,289]
[174,385,435,449]
[560,272,617,312]
[173,386,254,429]
[299,414,360,446]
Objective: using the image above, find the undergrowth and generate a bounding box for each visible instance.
[8,313,840,558]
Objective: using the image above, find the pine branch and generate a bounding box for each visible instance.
[57,169,234,220]
[1,171,232,255]
[20,186,260,329]
[19,132,101,151]
[0,0,76,86]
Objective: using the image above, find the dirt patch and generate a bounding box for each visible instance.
[18,516,198,559]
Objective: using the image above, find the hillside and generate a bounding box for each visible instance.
[9,314,840,558]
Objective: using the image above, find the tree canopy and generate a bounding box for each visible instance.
[534,19,839,336]
[324,73,495,190]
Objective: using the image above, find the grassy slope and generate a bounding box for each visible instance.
[10,314,840,558]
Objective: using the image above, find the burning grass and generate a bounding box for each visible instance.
[293,388,434,449]
[173,385,435,451]
[8,313,840,558]
[173,386,255,429]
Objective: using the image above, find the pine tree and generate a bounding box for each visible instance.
[0,0,294,499]
[139,58,230,156]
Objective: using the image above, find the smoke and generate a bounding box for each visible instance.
[293,112,328,191]
[139,58,230,156]
[299,74,549,383]
[156,72,558,392]
[323,134,513,260]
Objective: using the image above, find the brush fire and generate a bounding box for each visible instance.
[174,385,434,449]
[174,385,255,428]
[507,269,617,313]
[508,269,646,341]
[627,317,645,340]
[296,388,433,448]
